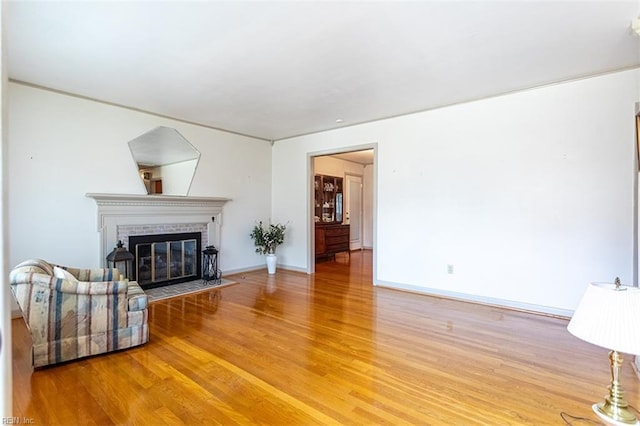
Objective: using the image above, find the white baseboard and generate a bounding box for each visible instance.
[12,309,22,319]
[224,263,307,277]
[277,264,307,273]
[222,265,265,276]
[374,279,573,318]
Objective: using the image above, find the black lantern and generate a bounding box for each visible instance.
[106,240,134,280]
[202,245,221,285]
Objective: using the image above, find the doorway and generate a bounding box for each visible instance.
[310,147,375,274]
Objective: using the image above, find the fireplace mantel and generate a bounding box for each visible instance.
[86,193,230,208]
[86,193,231,267]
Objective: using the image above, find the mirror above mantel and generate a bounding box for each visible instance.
[128,126,200,196]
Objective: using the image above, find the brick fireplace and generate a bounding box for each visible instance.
[87,193,230,283]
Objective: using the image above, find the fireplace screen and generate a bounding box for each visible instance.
[129,232,201,288]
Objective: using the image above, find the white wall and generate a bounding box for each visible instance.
[272,69,640,314]
[8,82,272,274]
[8,69,640,316]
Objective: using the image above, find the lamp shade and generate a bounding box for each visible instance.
[568,282,640,355]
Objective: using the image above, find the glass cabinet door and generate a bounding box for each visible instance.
[314,174,343,224]
[314,175,322,223]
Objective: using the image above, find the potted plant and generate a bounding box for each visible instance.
[250,221,286,274]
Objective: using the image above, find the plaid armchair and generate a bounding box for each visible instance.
[10,259,149,367]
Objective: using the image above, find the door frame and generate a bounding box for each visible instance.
[307,143,377,276]
[635,106,640,286]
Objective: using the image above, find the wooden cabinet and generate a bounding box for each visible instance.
[315,223,350,259]
[314,174,349,260]
[314,174,343,224]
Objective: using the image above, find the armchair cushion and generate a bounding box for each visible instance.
[10,259,149,367]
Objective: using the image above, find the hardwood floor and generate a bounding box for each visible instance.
[12,250,639,425]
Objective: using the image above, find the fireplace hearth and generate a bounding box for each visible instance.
[129,232,201,289]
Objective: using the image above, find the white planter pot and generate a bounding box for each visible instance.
[266,254,277,274]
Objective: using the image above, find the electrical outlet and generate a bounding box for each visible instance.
[447,264,454,274]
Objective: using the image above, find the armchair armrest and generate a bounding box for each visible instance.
[126,281,148,312]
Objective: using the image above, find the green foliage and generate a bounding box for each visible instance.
[250,221,286,255]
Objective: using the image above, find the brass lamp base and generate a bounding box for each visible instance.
[593,404,639,426]
[591,351,640,425]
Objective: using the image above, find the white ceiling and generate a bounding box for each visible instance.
[331,150,375,166]
[7,1,640,141]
